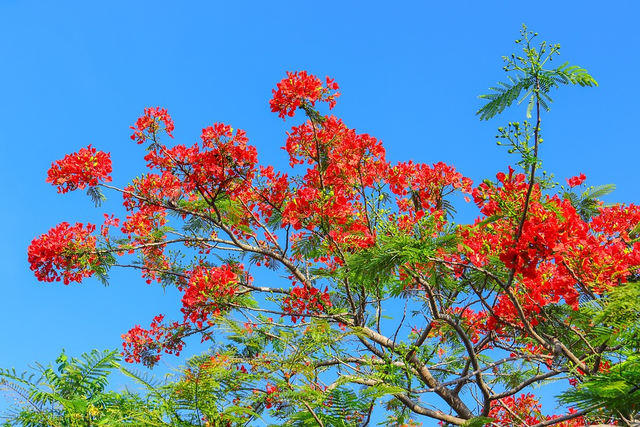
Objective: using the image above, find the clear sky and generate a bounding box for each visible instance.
[1,0,639,419]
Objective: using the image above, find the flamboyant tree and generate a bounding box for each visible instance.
[20,26,640,426]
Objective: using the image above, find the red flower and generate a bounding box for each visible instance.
[121,315,186,367]
[28,222,98,284]
[566,173,586,188]
[282,284,331,323]
[130,107,175,143]
[46,145,112,193]
[264,382,281,409]
[180,264,242,328]
[488,393,586,426]
[270,71,340,119]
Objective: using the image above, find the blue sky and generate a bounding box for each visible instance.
[1,0,639,420]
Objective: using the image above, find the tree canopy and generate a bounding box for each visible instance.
[3,26,639,427]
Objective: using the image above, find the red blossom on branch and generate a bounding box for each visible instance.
[100,213,120,237]
[130,106,175,143]
[27,222,98,284]
[46,145,112,193]
[488,393,586,426]
[460,166,640,331]
[180,264,242,328]
[121,314,186,367]
[270,71,340,119]
[264,382,282,409]
[566,172,587,188]
[282,284,332,323]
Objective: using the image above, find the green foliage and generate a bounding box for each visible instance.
[495,121,538,170]
[563,183,616,221]
[86,186,107,207]
[592,281,640,350]
[0,349,126,427]
[558,354,640,420]
[345,215,458,296]
[0,348,270,426]
[477,24,597,122]
[478,74,533,121]
[281,387,372,427]
[460,417,494,427]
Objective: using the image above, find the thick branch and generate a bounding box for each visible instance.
[356,325,474,419]
[528,404,598,427]
[490,368,566,400]
[419,277,492,409]
[329,376,467,425]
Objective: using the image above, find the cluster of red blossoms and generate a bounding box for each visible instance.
[28,222,98,285]
[121,314,186,366]
[566,172,587,188]
[130,106,174,144]
[120,264,243,367]
[263,382,281,409]
[180,264,241,328]
[460,167,640,330]
[282,284,332,323]
[46,145,112,193]
[270,71,340,118]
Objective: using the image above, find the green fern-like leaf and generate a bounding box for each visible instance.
[584,184,616,200]
[71,349,120,397]
[0,349,125,427]
[559,354,640,419]
[555,62,599,87]
[564,183,616,221]
[477,74,531,121]
[182,214,213,235]
[87,186,106,207]
[478,31,597,122]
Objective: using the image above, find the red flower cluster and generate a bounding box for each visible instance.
[130,106,174,144]
[566,172,587,188]
[461,167,640,331]
[142,122,258,202]
[449,307,488,344]
[388,161,473,234]
[255,165,290,221]
[119,173,177,283]
[270,71,340,119]
[180,264,241,328]
[121,314,186,367]
[282,285,331,323]
[28,222,98,284]
[389,161,473,206]
[279,114,390,257]
[46,145,112,193]
[264,382,281,409]
[100,213,120,238]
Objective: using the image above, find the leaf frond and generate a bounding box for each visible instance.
[477,74,532,121]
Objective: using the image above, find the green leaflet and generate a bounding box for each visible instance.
[282,386,373,427]
[86,186,107,207]
[477,74,531,121]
